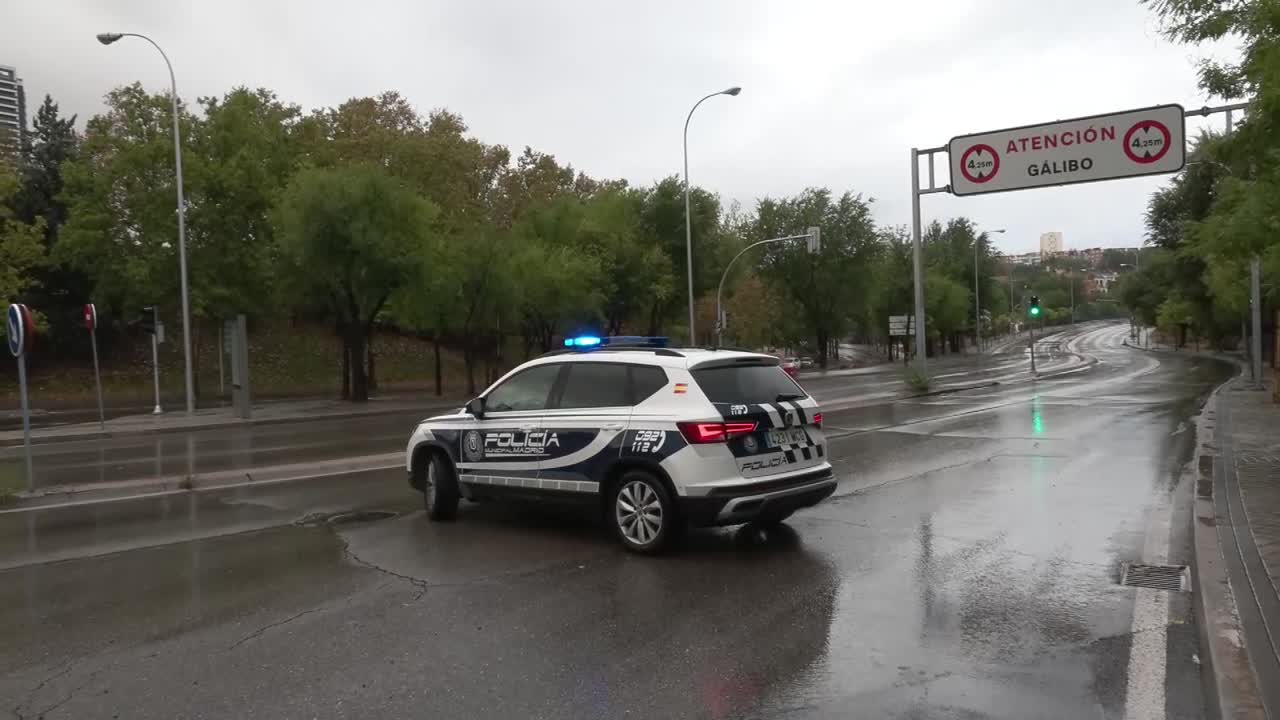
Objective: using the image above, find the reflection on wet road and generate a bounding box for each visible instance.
[0,322,1228,719]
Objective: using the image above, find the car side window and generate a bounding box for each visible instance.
[484,364,562,413]
[630,365,668,404]
[556,363,631,409]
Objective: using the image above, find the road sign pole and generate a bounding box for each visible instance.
[1028,321,1037,375]
[1251,255,1263,389]
[910,148,927,374]
[16,353,34,492]
[152,308,162,414]
[90,328,105,431]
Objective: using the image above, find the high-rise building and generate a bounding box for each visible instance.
[0,64,26,155]
[1040,231,1064,257]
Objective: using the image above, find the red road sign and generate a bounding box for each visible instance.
[1123,120,1172,164]
[959,144,1000,184]
[83,303,97,331]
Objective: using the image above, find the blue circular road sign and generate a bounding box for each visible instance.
[7,304,26,357]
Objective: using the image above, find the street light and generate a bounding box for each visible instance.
[683,86,740,346]
[715,229,818,347]
[974,229,1005,351]
[98,31,195,415]
[1070,267,1087,324]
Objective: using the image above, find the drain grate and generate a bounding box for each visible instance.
[1120,563,1189,592]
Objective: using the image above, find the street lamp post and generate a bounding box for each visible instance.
[974,229,1005,352]
[97,32,195,415]
[1070,267,1087,324]
[715,232,814,347]
[683,86,740,346]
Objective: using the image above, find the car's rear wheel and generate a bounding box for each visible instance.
[610,470,676,554]
[424,453,459,521]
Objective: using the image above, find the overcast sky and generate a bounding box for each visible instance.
[5,0,1240,254]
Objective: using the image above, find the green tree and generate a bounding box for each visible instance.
[186,88,305,319]
[57,84,197,318]
[751,188,880,367]
[10,95,84,353]
[274,163,438,401]
[1,162,45,303]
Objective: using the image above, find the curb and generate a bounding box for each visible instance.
[1191,371,1267,720]
[907,380,1000,398]
[0,401,459,449]
[1,453,404,512]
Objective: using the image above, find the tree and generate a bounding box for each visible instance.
[274,163,438,401]
[925,270,971,352]
[6,97,78,350]
[186,88,305,319]
[57,84,198,319]
[1,162,45,303]
[751,188,880,367]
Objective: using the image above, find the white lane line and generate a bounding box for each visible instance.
[1123,480,1173,720]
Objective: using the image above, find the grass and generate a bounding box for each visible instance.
[904,366,933,393]
[0,319,502,408]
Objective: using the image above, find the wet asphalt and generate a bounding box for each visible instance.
[0,322,1231,719]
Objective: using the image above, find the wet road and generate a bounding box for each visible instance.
[0,322,1231,719]
[0,325,1088,492]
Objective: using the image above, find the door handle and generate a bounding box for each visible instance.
[519,424,538,431]
[603,423,626,431]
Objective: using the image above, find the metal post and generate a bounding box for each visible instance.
[974,239,981,352]
[1029,321,1037,375]
[715,234,809,347]
[910,148,927,373]
[1070,270,1075,325]
[218,322,224,397]
[1009,268,1015,337]
[1251,255,1263,388]
[152,306,162,415]
[89,328,105,431]
[682,90,739,346]
[16,354,34,492]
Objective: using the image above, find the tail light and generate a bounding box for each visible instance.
[678,421,757,444]
[812,412,823,428]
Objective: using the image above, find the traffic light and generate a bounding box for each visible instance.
[1028,296,1041,317]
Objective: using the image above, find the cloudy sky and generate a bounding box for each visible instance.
[5,0,1239,254]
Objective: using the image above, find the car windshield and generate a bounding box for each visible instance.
[692,364,807,405]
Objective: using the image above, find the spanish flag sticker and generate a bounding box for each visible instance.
[673,383,688,394]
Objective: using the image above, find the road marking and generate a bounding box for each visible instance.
[1123,475,1173,720]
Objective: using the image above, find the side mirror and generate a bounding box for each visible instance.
[466,397,485,418]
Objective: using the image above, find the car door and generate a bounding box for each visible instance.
[456,362,563,496]
[537,361,633,495]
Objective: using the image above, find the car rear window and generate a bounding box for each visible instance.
[691,364,806,405]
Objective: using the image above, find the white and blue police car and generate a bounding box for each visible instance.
[405,336,834,553]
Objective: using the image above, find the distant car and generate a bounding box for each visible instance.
[405,336,834,553]
[799,357,814,369]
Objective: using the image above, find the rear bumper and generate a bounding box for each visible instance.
[678,467,836,527]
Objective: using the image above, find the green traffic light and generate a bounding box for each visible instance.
[1029,307,1041,317]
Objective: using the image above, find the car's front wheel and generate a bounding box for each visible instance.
[610,470,676,554]
[424,453,459,521]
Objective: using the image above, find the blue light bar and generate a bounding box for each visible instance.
[564,335,602,348]
[606,336,669,348]
[561,335,669,350]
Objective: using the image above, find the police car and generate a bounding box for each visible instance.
[405,336,835,553]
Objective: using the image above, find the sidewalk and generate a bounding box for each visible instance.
[0,394,464,448]
[1203,374,1280,717]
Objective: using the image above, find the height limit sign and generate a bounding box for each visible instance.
[948,104,1185,196]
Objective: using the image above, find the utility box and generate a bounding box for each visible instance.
[227,315,251,419]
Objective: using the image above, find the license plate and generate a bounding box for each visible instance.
[766,427,808,448]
